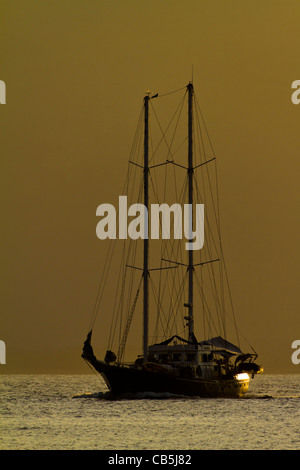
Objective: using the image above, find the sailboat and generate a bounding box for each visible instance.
[82,82,263,398]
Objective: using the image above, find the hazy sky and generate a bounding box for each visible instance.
[1,0,299,374]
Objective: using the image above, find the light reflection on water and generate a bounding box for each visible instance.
[0,374,299,450]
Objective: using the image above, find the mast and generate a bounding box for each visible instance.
[143,93,149,360]
[187,82,194,341]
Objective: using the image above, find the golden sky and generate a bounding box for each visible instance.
[0,0,299,373]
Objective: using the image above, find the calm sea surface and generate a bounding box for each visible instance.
[0,374,299,450]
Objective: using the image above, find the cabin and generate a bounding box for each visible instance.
[148,340,230,378]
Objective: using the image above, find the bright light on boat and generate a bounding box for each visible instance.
[236,373,249,381]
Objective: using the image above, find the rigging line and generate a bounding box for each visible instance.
[193,96,240,343]
[124,177,143,295]
[147,167,185,330]
[148,169,162,206]
[90,237,116,331]
[158,252,181,332]
[156,159,173,335]
[192,116,227,334]
[128,158,143,210]
[148,168,165,295]
[194,247,240,347]
[206,259,257,353]
[109,237,137,351]
[83,358,106,385]
[127,124,144,197]
[155,266,187,340]
[205,258,252,351]
[194,96,221,232]
[107,240,126,349]
[158,258,180,336]
[218,244,240,346]
[156,164,169,340]
[108,172,143,349]
[193,98,232,339]
[155,240,184,339]
[91,168,137,329]
[115,180,143,349]
[168,269,188,337]
[148,91,188,332]
[193,157,216,170]
[157,180,187,333]
[153,282,172,340]
[163,91,188,164]
[193,172,220,265]
[149,95,187,211]
[176,173,187,253]
[193,190,219,279]
[148,90,187,164]
[193,105,212,169]
[128,103,145,165]
[194,261,224,337]
[92,168,137,334]
[148,106,172,164]
[198,246,206,339]
[194,103,218,215]
[91,229,120,332]
[200,155,230,338]
[89,106,144,332]
[158,170,188,338]
[160,176,187,262]
[194,269,219,338]
[166,99,186,224]
[149,275,169,342]
[194,94,217,160]
[192,177,223,328]
[156,85,187,98]
[194,247,224,336]
[164,265,183,338]
[117,274,143,362]
[188,95,227,336]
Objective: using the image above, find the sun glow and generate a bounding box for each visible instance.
[236,373,249,381]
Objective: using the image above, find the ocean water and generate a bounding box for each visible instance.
[0,373,299,451]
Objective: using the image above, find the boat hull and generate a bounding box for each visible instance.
[89,359,249,398]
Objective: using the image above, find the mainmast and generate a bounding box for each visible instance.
[143,93,149,360]
[187,82,194,342]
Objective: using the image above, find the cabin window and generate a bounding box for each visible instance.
[158,354,169,361]
[172,353,181,361]
[186,353,196,362]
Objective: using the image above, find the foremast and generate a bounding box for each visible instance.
[186,82,195,343]
[143,93,149,361]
